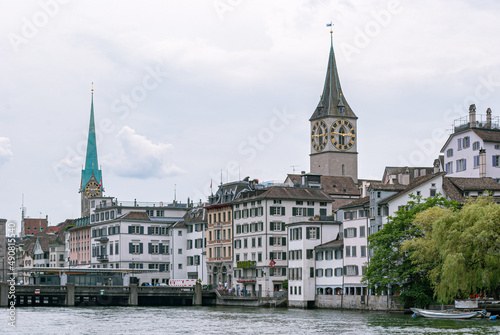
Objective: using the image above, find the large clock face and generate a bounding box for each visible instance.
[85,181,100,197]
[330,119,356,151]
[311,120,328,152]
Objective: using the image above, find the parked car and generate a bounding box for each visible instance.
[141,282,152,287]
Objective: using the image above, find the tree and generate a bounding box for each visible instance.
[403,196,500,303]
[362,195,459,307]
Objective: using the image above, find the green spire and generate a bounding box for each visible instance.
[310,30,356,121]
[81,89,102,188]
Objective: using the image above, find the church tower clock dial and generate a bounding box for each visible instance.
[311,120,328,152]
[330,119,356,150]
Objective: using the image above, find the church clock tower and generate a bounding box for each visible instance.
[80,88,103,217]
[310,30,358,183]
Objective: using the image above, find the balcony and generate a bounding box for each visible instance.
[96,237,109,243]
[236,276,256,284]
[97,254,109,262]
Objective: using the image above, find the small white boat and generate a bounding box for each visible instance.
[410,308,481,319]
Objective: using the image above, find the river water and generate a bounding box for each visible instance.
[2,306,499,334]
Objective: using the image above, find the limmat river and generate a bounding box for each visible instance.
[2,306,499,335]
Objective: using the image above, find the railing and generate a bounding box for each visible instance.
[97,237,109,243]
[453,114,500,133]
[97,255,108,261]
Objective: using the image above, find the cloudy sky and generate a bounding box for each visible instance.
[1,0,500,229]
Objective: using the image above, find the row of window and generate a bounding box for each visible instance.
[187,239,204,249]
[289,267,303,281]
[208,228,231,241]
[235,222,265,234]
[235,252,262,262]
[234,237,263,249]
[289,286,302,295]
[344,226,366,238]
[234,207,264,219]
[343,209,368,220]
[315,249,343,261]
[145,210,165,217]
[289,227,321,240]
[208,211,231,224]
[90,210,115,223]
[208,246,231,258]
[345,245,367,258]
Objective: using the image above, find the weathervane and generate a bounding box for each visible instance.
[326,21,333,37]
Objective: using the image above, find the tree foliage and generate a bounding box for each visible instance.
[403,197,500,303]
[362,195,460,307]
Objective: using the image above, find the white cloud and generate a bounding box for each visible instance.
[0,137,13,167]
[107,126,185,179]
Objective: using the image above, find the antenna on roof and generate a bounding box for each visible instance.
[291,165,299,173]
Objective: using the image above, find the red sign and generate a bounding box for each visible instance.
[35,289,40,295]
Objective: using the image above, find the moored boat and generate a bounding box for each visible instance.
[410,308,481,319]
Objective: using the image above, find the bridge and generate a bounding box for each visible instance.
[0,283,216,307]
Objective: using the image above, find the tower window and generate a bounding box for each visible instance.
[342,164,345,176]
[339,127,346,145]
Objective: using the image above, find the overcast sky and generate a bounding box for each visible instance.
[1,0,500,229]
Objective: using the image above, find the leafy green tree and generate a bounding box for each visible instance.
[404,197,500,303]
[362,195,459,307]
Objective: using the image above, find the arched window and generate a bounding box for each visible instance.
[339,127,346,145]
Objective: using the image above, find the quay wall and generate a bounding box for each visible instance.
[315,295,404,311]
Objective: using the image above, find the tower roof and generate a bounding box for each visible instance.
[81,91,102,188]
[310,34,356,121]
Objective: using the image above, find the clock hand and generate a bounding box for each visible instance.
[331,132,355,137]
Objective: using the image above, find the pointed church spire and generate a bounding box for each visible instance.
[81,84,102,190]
[310,26,356,121]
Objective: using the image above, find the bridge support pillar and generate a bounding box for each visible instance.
[0,282,8,307]
[66,283,75,306]
[193,283,202,306]
[129,284,138,306]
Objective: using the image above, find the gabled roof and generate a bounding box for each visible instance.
[382,166,434,184]
[368,182,407,192]
[233,187,333,203]
[285,174,359,196]
[315,237,343,250]
[379,173,445,205]
[443,177,500,203]
[440,128,500,152]
[120,211,150,221]
[184,207,207,223]
[471,129,500,143]
[339,196,370,210]
[310,36,356,121]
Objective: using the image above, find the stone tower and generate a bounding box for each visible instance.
[309,33,358,183]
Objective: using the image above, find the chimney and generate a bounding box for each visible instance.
[479,149,486,177]
[486,108,492,128]
[399,167,410,185]
[433,158,441,173]
[469,104,476,127]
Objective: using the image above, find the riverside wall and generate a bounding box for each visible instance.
[314,295,404,311]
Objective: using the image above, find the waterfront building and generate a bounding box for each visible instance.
[232,186,334,294]
[68,217,92,267]
[440,104,500,181]
[309,32,358,183]
[287,217,341,308]
[337,196,370,296]
[313,237,344,298]
[184,205,208,284]
[87,197,188,285]
[48,220,74,268]
[205,180,254,288]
